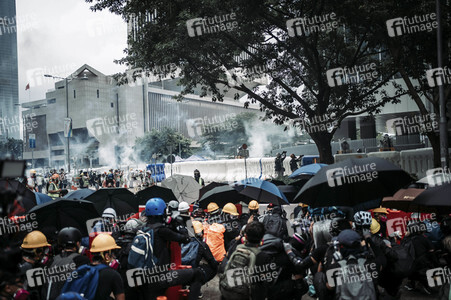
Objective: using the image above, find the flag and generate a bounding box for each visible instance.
[25,83,30,90]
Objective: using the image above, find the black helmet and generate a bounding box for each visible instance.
[58,227,82,248]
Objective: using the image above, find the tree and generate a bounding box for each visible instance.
[134,127,192,162]
[342,0,450,167]
[0,138,23,160]
[87,0,402,163]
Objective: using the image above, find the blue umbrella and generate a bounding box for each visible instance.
[235,178,289,205]
[289,163,328,178]
[35,192,52,205]
[64,189,95,200]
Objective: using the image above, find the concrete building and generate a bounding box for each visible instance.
[0,0,19,140]
[21,64,258,169]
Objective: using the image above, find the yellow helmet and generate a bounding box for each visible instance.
[372,207,388,214]
[223,203,239,216]
[207,202,219,213]
[298,203,308,208]
[21,231,51,249]
[370,218,381,234]
[30,169,37,174]
[192,220,204,234]
[248,200,259,210]
[90,233,121,253]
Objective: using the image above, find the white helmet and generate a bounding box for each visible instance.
[168,200,179,211]
[102,208,117,219]
[353,211,372,227]
[178,201,190,213]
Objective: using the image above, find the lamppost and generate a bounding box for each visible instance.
[44,74,88,173]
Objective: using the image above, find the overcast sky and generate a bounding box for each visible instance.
[16,0,127,103]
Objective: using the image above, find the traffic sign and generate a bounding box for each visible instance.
[167,154,176,164]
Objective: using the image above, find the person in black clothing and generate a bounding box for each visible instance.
[221,203,242,251]
[137,198,204,300]
[289,154,300,172]
[89,233,125,300]
[188,221,218,283]
[274,151,287,177]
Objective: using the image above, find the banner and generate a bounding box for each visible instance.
[64,118,72,138]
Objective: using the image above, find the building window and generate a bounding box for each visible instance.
[97,90,99,98]
[111,103,114,108]
[74,90,76,98]
[47,98,56,104]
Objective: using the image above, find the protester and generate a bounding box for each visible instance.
[194,169,205,186]
[274,151,287,177]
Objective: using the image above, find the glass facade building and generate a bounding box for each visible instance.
[0,0,19,140]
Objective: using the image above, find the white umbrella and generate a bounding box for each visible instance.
[161,174,201,203]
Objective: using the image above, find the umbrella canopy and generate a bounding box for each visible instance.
[135,185,178,205]
[63,189,95,200]
[84,188,137,216]
[417,173,451,187]
[235,178,289,205]
[381,188,429,212]
[161,175,201,203]
[198,185,250,209]
[294,157,413,209]
[28,199,100,236]
[0,179,36,212]
[289,163,328,178]
[412,183,451,213]
[277,185,299,203]
[35,192,52,205]
[199,182,228,199]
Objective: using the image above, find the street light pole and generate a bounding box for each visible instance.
[65,77,70,173]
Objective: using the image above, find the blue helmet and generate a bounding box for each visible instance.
[145,198,166,216]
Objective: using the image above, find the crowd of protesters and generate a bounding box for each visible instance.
[2,189,451,299]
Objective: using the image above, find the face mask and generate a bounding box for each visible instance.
[13,289,30,300]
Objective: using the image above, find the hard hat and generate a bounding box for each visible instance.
[145,198,166,216]
[90,233,120,253]
[102,208,117,219]
[353,211,372,227]
[178,201,190,212]
[370,218,381,234]
[372,207,388,214]
[30,169,36,174]
[298,203,308,208]
[168,200,179,211]
[58,227,82,247]
[223,203,239,216]
[192,220,203,234]
[124,218,144,234]
[248,200,259,210]
[21,231,51,249]
[207,202,219,213]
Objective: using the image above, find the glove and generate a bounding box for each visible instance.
[283,242,293,254]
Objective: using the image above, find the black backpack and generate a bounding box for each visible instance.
[42,252,80,300]
[263,214,285,238]
[389,236,416,278]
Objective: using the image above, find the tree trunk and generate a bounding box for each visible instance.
[427,132,441,168]
[310,132,334,164]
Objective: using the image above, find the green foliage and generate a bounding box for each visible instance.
[134,127,193,162]
[0,138,23,160]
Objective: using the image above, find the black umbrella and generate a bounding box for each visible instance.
[63,189,95,200]
[412,183,451,213]
[294,157,413,209]
[198,185,250,209]
[84,188,137,217]
[199,182,228,199]
[135,186,177,205]
[277,185,300,203]
[0,179,36,212]
[28,199,100,236]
